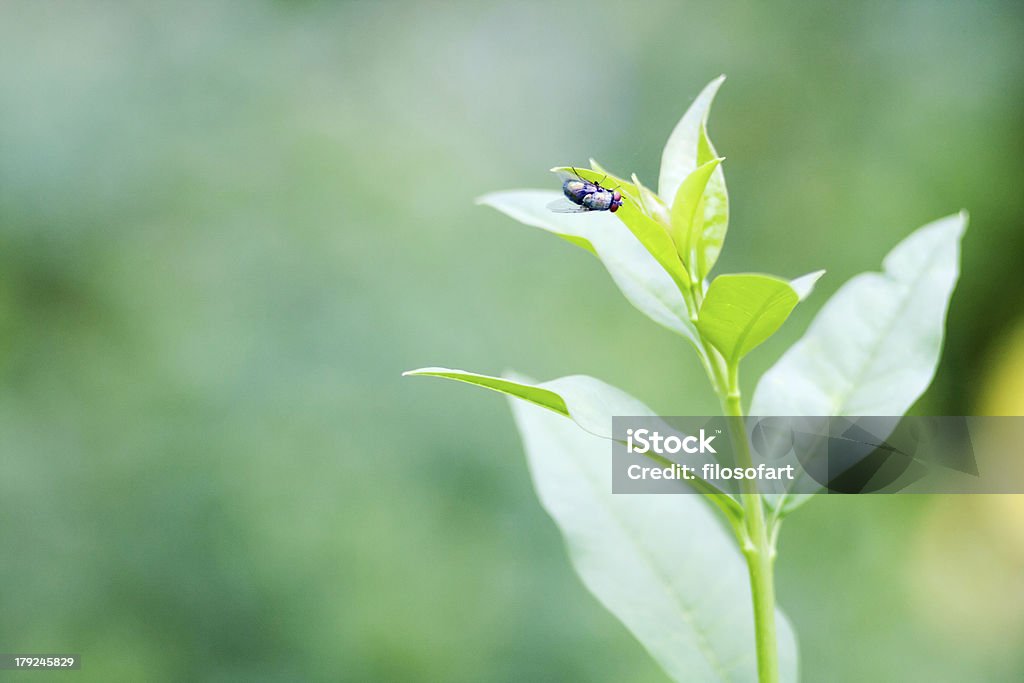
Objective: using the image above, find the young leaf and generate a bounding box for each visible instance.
[659,75,726,202]
[751,212,968,417]
[613,196,694,295]
[697,274,801,366]
[670,158,724,274]
[477,191,699,345]
[403,367,651,439]
[695,122,729,278]
[631,172,671,225]
[509,375,799,683]
[402,367,568,416]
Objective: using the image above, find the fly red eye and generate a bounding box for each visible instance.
[612,190,621,202]
[610,203,619,213]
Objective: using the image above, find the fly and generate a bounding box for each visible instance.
[547,168,623,214]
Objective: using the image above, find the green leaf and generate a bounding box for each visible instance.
[659,78,730,279]
[477,190,699,345]
[404,367,647,440]
[670,158,724,275]
[404,368,796,678]
[404,367,742,515]
[697,274,801,366]
[751,212,968,417]
[695,122,729,278]
[402,367,568,416]
[659,75,726,202]
[631,172,670,225]
[508,374,799,683]
[751,213,968,516]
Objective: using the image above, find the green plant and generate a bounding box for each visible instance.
[405,76,966,683]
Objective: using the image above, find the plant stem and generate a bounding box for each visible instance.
[725,389,779,683]
[686,278,779,681]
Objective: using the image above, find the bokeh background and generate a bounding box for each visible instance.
[1,1,1023,681]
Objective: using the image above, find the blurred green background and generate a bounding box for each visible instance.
[1,1,1023,681]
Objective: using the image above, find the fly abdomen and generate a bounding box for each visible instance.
[582,190,614,211]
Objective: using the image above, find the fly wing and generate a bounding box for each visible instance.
[547,198,587,213]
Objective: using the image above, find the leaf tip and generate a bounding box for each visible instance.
[790,269,826,300]
[475,193,502,208]
[403,366,446,377]
[935,210,969,242]
[700,76,727,120]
